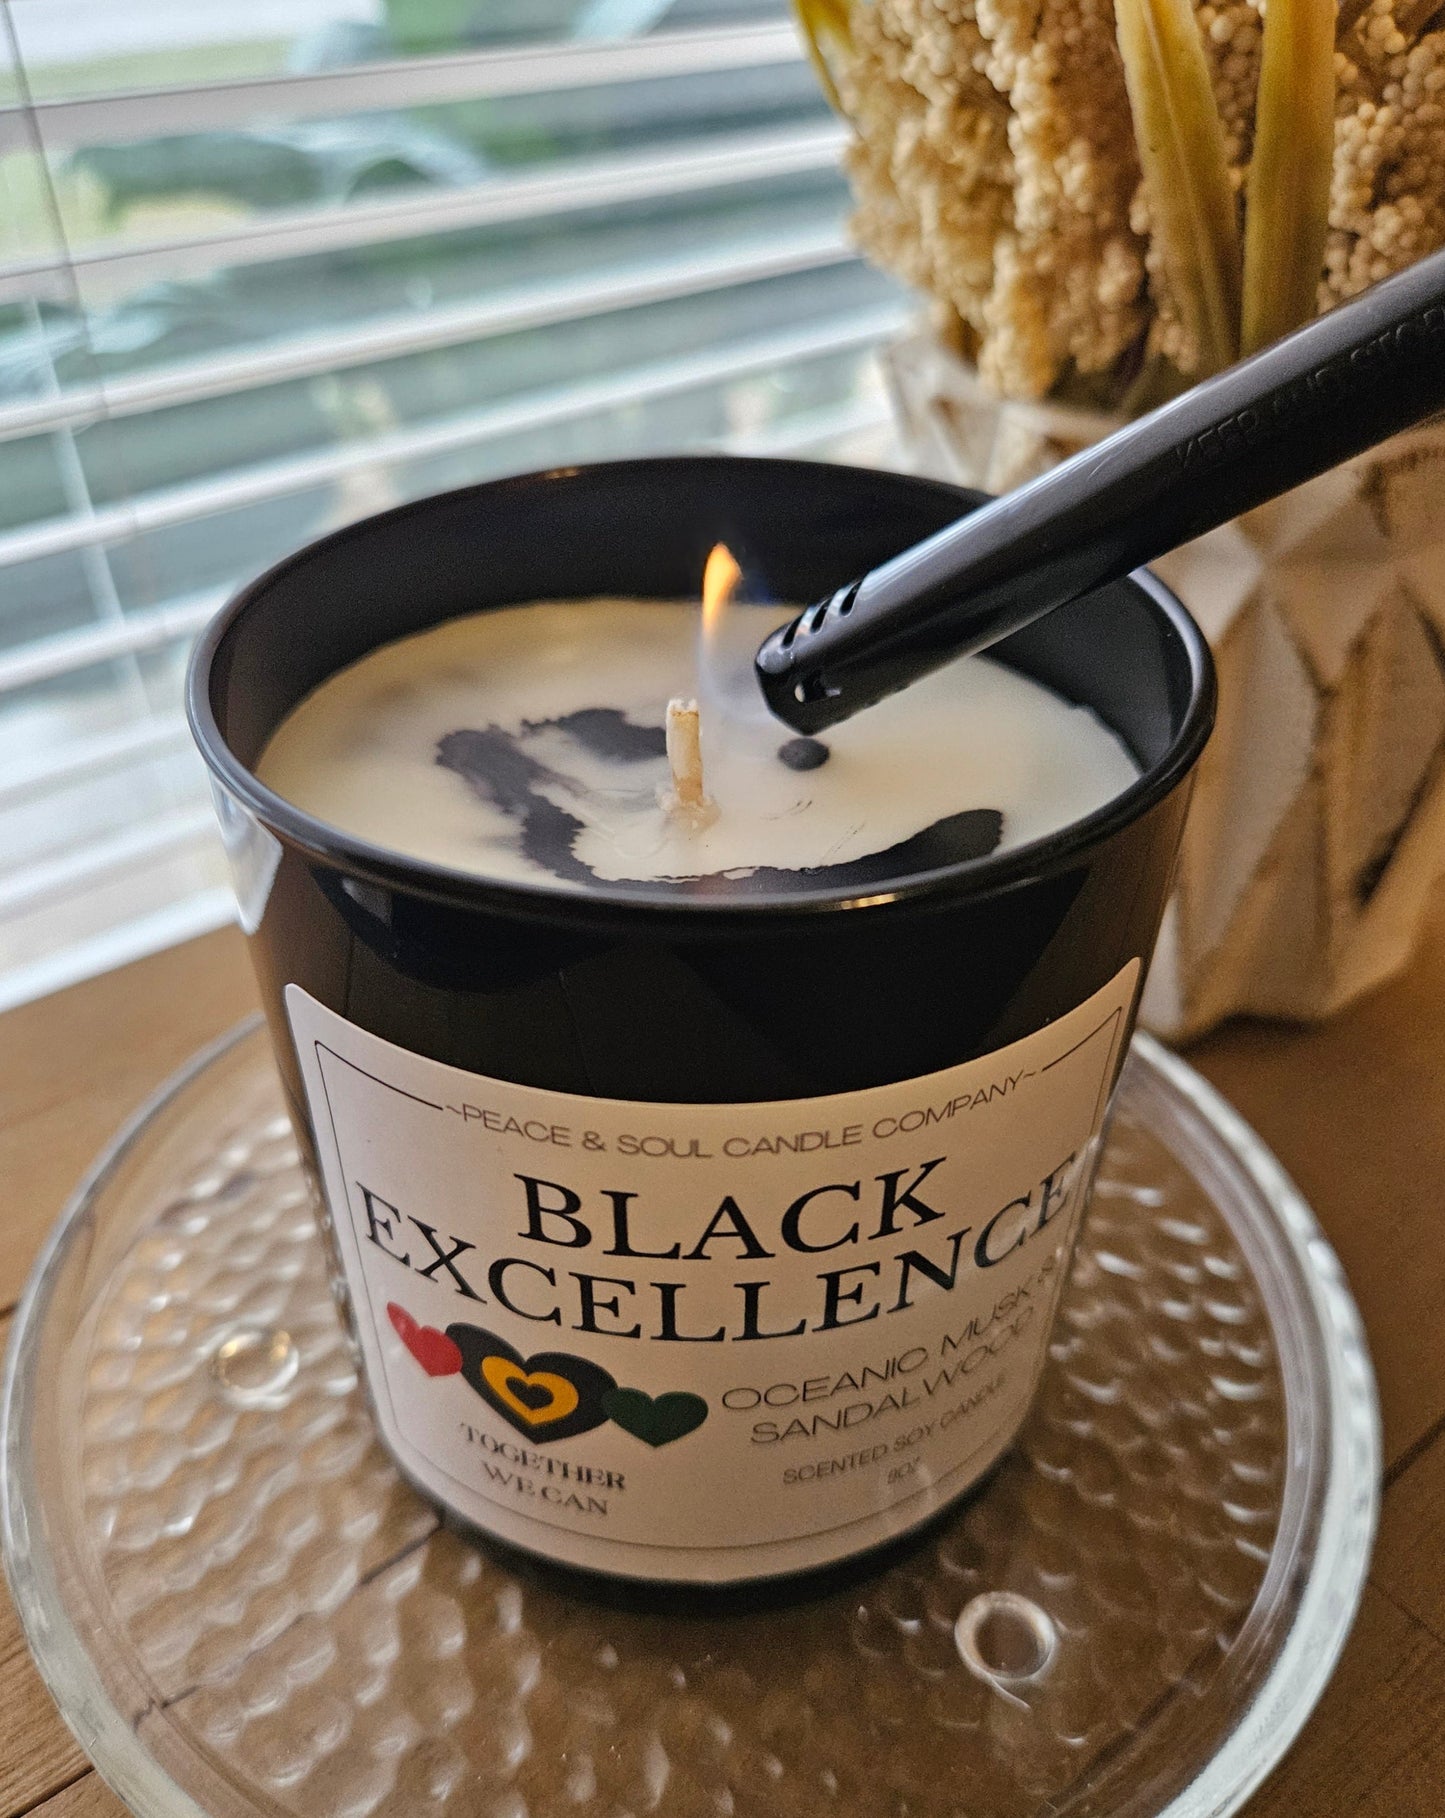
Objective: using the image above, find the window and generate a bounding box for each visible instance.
[0,0,903,1008]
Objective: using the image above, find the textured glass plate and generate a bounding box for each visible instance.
[2,1020,1378,1818]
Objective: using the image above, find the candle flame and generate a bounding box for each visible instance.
[701,542,742,644]
[694,540,761,737]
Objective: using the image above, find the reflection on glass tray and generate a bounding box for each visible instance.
[1,1021,1378,1818]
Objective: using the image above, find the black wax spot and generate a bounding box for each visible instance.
[437,727,554,814]
[844,807,1003,877]
[684,808,1006,897]
[436,727,594,885]
[778,737,829,772]
[438,723,1004,896]
[522,708,666,763]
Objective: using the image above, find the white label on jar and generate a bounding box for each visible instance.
[287,962,1137,1584]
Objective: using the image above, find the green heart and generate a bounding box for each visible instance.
[602,1387,709,1447]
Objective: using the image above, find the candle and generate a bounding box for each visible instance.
[190,455,1212,1604]
[255,595,1138,894]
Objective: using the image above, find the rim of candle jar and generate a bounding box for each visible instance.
[186,455,1216,931]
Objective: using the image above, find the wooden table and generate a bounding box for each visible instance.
[3,908,1444,1818]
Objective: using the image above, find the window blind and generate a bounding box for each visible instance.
[0,0,904,1011]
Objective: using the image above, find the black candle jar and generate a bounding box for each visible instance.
[188,456,1213,1609]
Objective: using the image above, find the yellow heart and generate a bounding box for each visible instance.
[481,1356,580,1427]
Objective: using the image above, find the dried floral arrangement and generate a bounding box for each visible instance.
[796,0,1445,409]
[796,0,1445,1039]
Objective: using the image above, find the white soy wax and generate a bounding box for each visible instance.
[256,598,1139,891]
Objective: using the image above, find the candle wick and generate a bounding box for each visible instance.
[663,696,718,828]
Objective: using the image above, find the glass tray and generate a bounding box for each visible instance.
[1,1020,1378,1818]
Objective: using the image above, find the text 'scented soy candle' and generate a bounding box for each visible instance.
[188,457,1214,1604]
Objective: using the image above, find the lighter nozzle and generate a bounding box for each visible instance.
[753,582,858,732]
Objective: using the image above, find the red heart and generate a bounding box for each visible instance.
[387,1302,462,1377]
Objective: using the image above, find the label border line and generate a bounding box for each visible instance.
[316,1040,445,1110]
[1042,1007,1124,1077]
